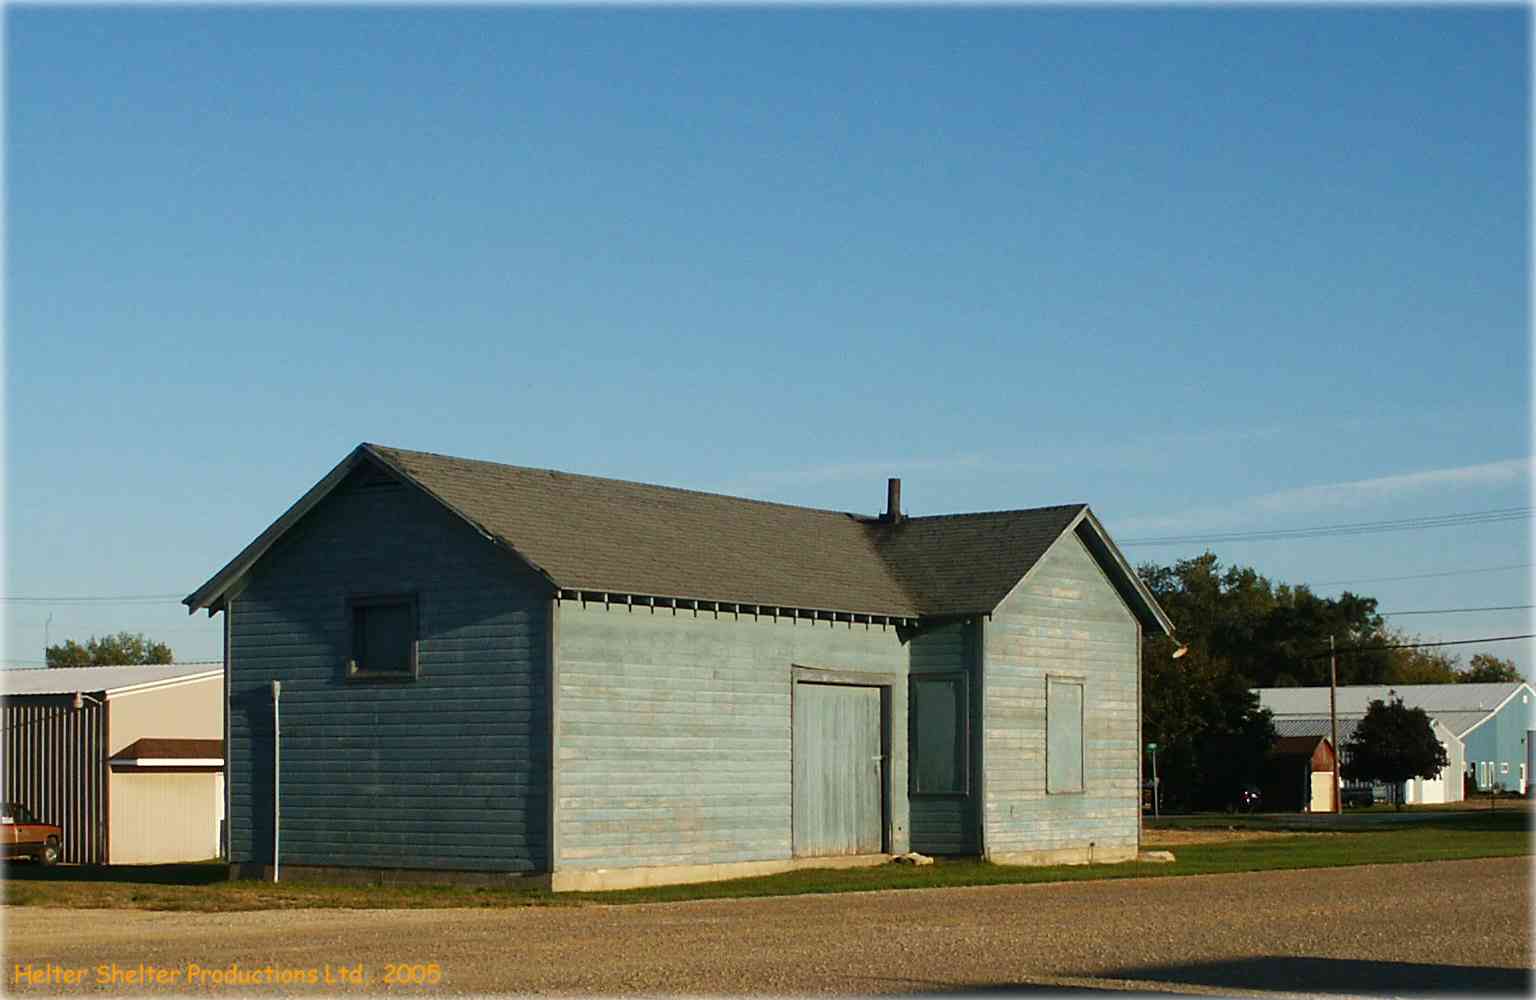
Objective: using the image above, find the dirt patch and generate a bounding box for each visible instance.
[1142,828,1322,846]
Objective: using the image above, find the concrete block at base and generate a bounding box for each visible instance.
[987,845,1137,867]
[1137,850,1176,863]
[551,853,892,893]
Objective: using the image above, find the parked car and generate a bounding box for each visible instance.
[2,802,61,864]
[1225,785,1262,814]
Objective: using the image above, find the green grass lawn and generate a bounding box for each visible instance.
[3,809,1529,912]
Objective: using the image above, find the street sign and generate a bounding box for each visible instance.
[1146,742,1158,751]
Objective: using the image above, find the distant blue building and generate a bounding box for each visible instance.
[1258,682,1535,802]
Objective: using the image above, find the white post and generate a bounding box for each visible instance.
[272,680,281,883]
[1525,730,1534,797]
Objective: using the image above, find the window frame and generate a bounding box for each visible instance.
[1045,673,1086,795]
[908,671,970,798]
[344,593,420,683]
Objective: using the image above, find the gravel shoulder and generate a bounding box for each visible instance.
[4,857,1531,996]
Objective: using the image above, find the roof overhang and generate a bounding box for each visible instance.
[183,444,559,615]
[184,447,373,614]
[109,738,224,771]
[105,669,223,698]
[1062,507,1176,637]
[1452,683,1532,739]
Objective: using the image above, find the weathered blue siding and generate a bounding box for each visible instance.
[228,464,551,873]
[554,604,909,871]
[982,525,1140,860]
[908,620,980,855]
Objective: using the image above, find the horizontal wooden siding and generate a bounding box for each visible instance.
[983,528,1140,856]
[228,465,551,872]
[556,603,910,870]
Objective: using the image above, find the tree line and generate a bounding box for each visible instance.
[1138,552,1522,810]
[45,632,174,668]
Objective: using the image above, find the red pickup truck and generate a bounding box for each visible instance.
[2,802,62,865]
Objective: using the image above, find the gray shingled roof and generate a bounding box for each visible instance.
[369,445,1092,619]
[871,505,1087,617]
[187,443,1170,629]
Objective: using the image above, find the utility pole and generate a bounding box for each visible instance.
[1330,634,1342,815]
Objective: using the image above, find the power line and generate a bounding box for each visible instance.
[1379,605,1534,617]
[0,594,183,604]
[1318,633,1535,657]
[10,622,218,633]
[1313,563,1533,587]
[1119,506,1531,547]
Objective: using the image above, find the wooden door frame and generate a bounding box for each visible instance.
[789,665,893,857]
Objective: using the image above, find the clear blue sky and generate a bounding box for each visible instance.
[6,7,1530,675]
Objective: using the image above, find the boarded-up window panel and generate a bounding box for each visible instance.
[352,601,415,675]
[912,676,967,794]
[1047,677,1084,794]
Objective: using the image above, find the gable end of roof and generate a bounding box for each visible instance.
[183,445,559,614]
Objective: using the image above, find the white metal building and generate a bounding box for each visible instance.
[1,663,224,863]
[1258,683,1536,803]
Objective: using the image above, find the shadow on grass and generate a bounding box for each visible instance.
[1,861,226,886]
[922,958,1531,996]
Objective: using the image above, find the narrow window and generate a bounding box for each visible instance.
[910,674,967,795]
[1046,676,1085,794]
[346,595,419,680]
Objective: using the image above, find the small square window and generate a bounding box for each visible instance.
[346,596,418,681]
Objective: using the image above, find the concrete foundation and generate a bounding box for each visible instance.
[987,844,1137,867]
[550,853,893,893]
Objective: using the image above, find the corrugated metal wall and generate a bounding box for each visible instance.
[1,694,108,864]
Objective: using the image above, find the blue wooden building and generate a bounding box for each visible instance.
[186,444,1173,890]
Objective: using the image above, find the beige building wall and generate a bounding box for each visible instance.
[109,772,222,863]
[107,675,222,754]
[106,674,224,864]
[1309,772,1334,812]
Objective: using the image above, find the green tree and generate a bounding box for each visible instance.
[1461,653,1524,684]
[1140,553,1390,690]
[1340,694,1449,810]
[1138,553,1397,808]
[1140,634,1276,811]
[46,632,174,668]
[1382,630,1462,685]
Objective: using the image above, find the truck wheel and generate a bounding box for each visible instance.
[39,838,60,866]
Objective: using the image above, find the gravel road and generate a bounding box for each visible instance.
[4,857,1531,996]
